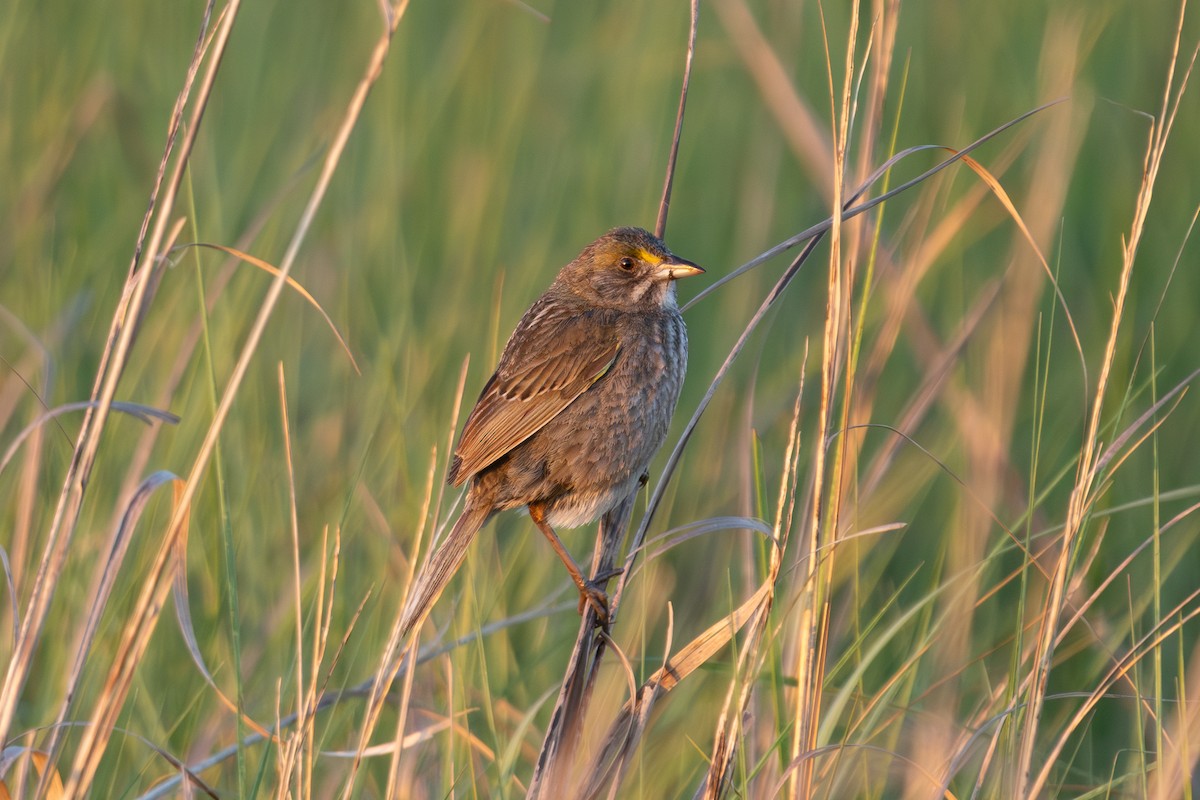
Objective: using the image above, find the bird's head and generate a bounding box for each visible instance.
[556,227,703,310]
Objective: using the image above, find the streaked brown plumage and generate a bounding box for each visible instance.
[400,227,702,634]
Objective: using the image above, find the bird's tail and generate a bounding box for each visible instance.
[398,501,492,641]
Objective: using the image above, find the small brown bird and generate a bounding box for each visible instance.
[400,227,702,634]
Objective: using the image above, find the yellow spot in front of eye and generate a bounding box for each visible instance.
[635,248,663,265]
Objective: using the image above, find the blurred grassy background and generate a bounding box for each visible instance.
[2,0,1199,796]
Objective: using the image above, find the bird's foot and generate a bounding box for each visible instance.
[578,585,610,627]
[577,567,624,628]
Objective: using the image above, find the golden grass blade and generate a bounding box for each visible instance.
[175,242,361,375]
[323,710,469,757]
[0,747,65,800]
[304,528,344,796]
[273,362,309,796]
[957,153,1083,367]
[788,1,859,790]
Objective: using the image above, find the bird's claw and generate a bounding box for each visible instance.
[578,586,610,627]
[577,567,624,628]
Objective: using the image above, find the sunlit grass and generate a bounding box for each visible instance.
[1,0,1199,797]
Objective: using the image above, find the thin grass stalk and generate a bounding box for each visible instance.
[788,3,860,796]
[383,456,439,797]
[839,15,900,777]
[193,213,251,796]
[844,15,903,479]
[307,528,338,799]
[853,0,899,194]
[655,0,700,241]
[1148,327,1163,797]
[1147,639,1200,799]
[276,363,304,796]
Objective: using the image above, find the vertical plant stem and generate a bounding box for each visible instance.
[192,170,249,797]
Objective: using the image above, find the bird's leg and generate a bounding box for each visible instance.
[528,504,612,626]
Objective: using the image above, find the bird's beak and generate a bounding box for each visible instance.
[657,256,704,281]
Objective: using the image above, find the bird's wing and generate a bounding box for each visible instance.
[449,305,620,485]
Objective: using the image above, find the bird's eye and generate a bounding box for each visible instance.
[618,257,636,271]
